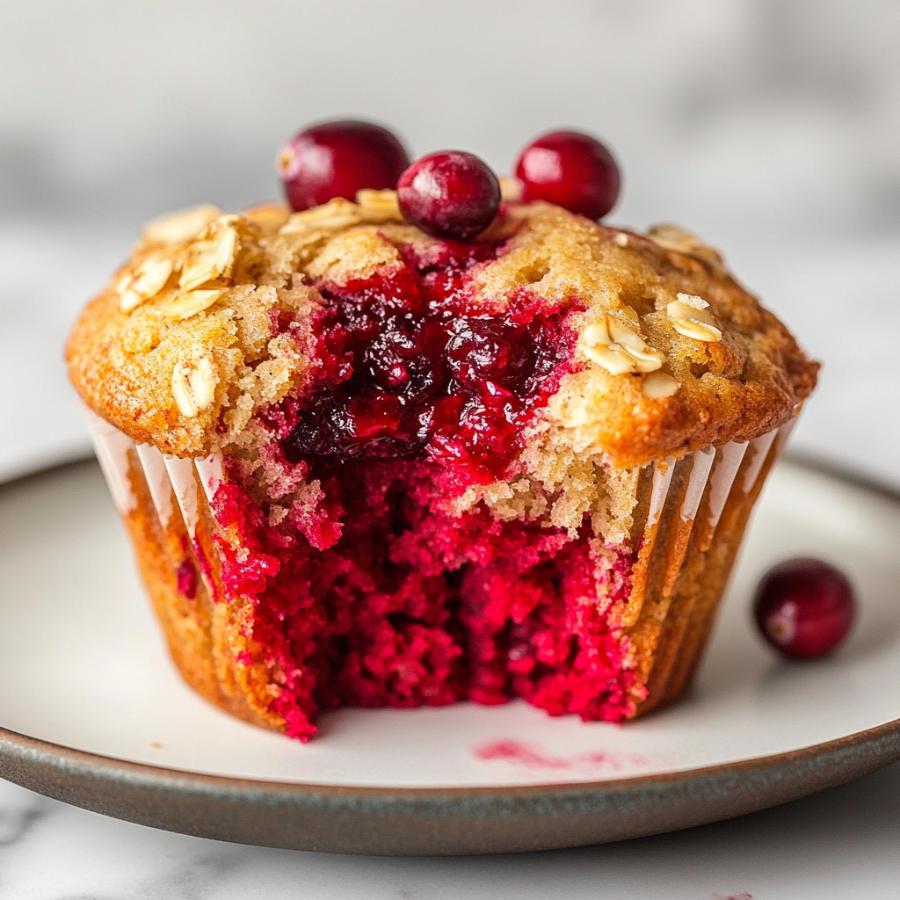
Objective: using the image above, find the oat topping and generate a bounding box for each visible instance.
[642,370,680,399]
[117,255,174,312]
[667,293,723,342]
[579,315,666,375]
[356,189,402,223]
[280,198,362,234]
[171,353,218,417]
[67,197,818,470]
[499,177,524,202]
[142,204,222,247]
[178,217,239,291]
[163,289,224,321]
[648,223,723,268]
[243,203,290,230]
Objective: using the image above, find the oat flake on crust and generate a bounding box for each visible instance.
[66,195,818,469]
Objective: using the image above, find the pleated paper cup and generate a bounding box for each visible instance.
[85,409,798,724]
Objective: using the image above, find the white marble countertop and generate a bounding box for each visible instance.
[2,0,898,896]
[1,765,898,899]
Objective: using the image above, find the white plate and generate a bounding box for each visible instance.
[0,458,898,854]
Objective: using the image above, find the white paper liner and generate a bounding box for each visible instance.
[162,455,200,537]
[86,412,137,515]
[741,428,777,493]
[706,441,748,532]
[680,447,716,521]
[86,410,797,605]
[135,443,172,523]
[647,457,675,529]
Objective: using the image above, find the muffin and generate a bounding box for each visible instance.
[66,191,817,741]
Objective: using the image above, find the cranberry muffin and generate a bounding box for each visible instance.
[67,192,817,741]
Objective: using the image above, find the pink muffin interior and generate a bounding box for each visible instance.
[197,237,640,740]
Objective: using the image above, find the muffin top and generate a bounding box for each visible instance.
[66,194,817,470]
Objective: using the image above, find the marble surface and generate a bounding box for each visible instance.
[1,0,899,895]
[1,765,898,899]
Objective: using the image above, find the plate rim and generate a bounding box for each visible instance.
[2,715,898,854]
[2,455,899,853]
[2,714,899,802]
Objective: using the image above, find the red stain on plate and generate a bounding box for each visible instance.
[474,739,647,772]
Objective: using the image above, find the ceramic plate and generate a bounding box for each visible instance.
[1,459,898,855]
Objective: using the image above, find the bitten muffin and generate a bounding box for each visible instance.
[67,194,817,740]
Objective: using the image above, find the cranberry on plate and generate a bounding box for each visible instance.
[397,150,501,240]
[278,120,409,211]
[753,558,856,659]
[514,129,621,219]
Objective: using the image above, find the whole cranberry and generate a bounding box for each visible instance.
[278,120,409,211]
[754,558,856,660]
[514,129,621,219]
[397,151,501,240]
[446,320,526,387]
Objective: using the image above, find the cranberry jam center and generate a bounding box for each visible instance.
[209,236,640,741]
[282,239,579,483]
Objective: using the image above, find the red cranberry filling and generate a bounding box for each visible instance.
[282,240,580,483]
[175,557,198,599]
[207,237,641,741]
[213,461,639,741]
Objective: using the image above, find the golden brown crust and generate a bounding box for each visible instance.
[478,206,818,467]
[66,197,817,467]
[66,211,320,456]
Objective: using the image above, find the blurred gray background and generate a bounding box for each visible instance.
[2,0,898,483]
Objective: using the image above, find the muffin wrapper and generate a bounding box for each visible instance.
[85,410,798,716]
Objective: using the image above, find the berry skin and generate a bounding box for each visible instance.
[753,558,855,660]
[446,320,528,388]
[278,120,409,211]
[514,129,621,219]
[397,151,501,240]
